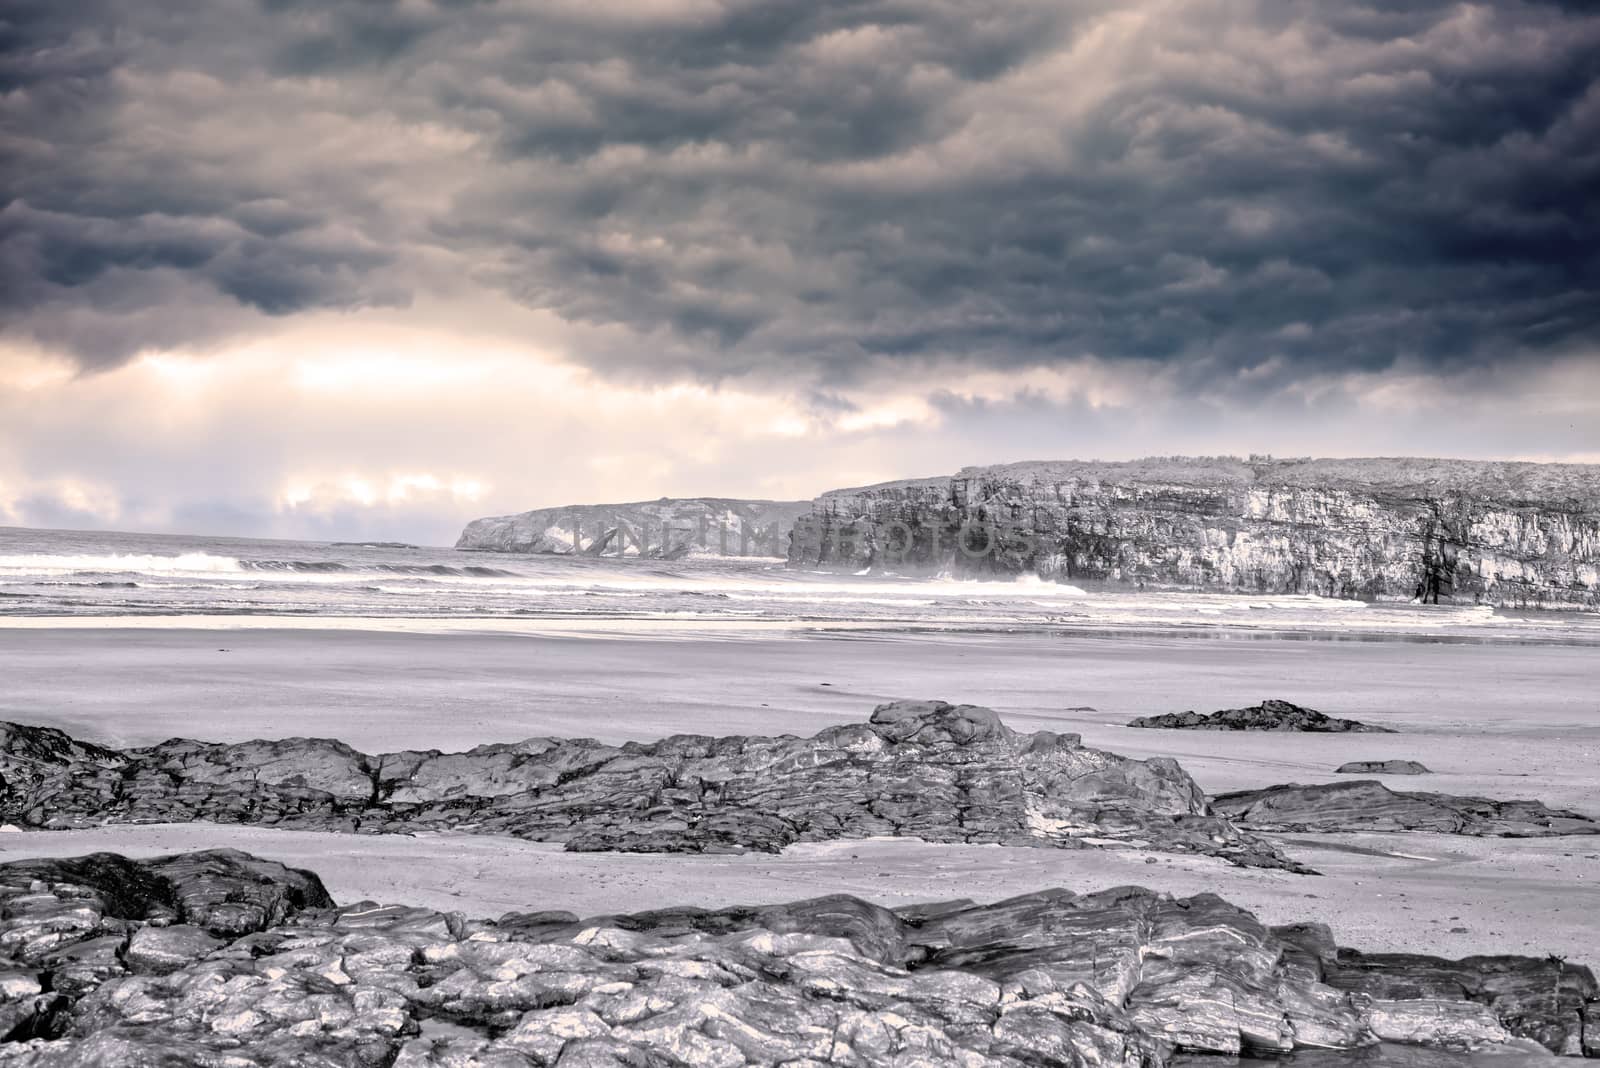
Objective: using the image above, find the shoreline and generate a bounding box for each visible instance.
[2,612,1599,647]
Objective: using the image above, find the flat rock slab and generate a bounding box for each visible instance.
[1212,779,1600,837]
[0,702,1308,871]
[0,849,1594,1066]
[1129,698,1395,732]
[1337,760,1431,775]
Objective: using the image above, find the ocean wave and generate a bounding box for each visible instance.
[0,552,245,575]
[34,580,141,589]
[244,560,519,578]
[0,552,523,582]
[241,560,348,573]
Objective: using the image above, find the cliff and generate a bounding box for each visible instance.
[456,496,809,558]
[786,457,1600,609]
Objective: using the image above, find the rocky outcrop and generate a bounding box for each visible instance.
[457,497,809,557]
[0,850,1593,1065]
[1212,779,1600,836]
[785,456,1600,608]
[0,704,1305,871]
[1129,699,1395,733]
[1337,760,1432,775]
[0,849,330,1043]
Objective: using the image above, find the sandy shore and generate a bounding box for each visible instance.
[0,823,1593,961]
[2,626,1596,809]
[3,624,1596,967]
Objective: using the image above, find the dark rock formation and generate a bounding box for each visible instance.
[457,497,810,557]
[1129,699,1395,733]
[0,705,1312,871]
[0,849,331,1043]
[1337,760,1432,775]
[785,456,1600,609]
[0,850,1593,1065]
[1212,779,1600,837]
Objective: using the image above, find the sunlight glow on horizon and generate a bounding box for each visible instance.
[3,310,1598,543]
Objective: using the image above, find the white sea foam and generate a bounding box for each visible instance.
[0,552,246,576]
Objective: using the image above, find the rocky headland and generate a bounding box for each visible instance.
[1213,779,1600,837]
[1128,699,1394,733]
[784,456,1600,608]
[0,848,1593,1065]
[456,497,809,557]
[0,702,1307,871]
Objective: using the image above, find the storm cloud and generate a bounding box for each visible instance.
[4,0,1597,384]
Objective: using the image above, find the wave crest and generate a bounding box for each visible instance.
[0,552,244,575]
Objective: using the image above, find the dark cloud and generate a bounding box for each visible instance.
[1,0,1596,380]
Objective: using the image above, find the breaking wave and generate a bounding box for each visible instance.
[0,553,518,581]
[243,561,518,578]
[0,552,245,575]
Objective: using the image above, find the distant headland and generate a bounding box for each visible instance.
[457,456,1600,609]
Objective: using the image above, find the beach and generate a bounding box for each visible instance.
[3,624,1596,809]
[2,621,1597,964]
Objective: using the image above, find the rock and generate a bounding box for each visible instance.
[0,972,42,1001]
[123,926,223,975]
[867,698,1011,743]
[1365,999,1514,1047]
[1129,699,1394,733]
[784,456,1600,609]
[41,934,129,997]
[1326,949,1598,1055]
[1211,779,1600,837]
[0,854,177,929]
[142,849,335,936]
[0,850,333,1050]
[0,705,1311,872]
[1337,760,1432,775]
[0,850,330,938]
[0,849,1593,1066]
[456,497,810,558]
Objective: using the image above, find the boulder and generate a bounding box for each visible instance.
[1336,760,1431,775]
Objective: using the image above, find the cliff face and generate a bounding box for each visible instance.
[457,497,809,558]
[786,457,1600,609]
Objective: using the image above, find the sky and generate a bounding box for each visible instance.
[1,0,1597,546]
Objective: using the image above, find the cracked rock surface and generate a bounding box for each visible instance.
[0,850,1593,1066]
[0,701,1309,871]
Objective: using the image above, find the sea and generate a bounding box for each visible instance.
[3,525,1597,644]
